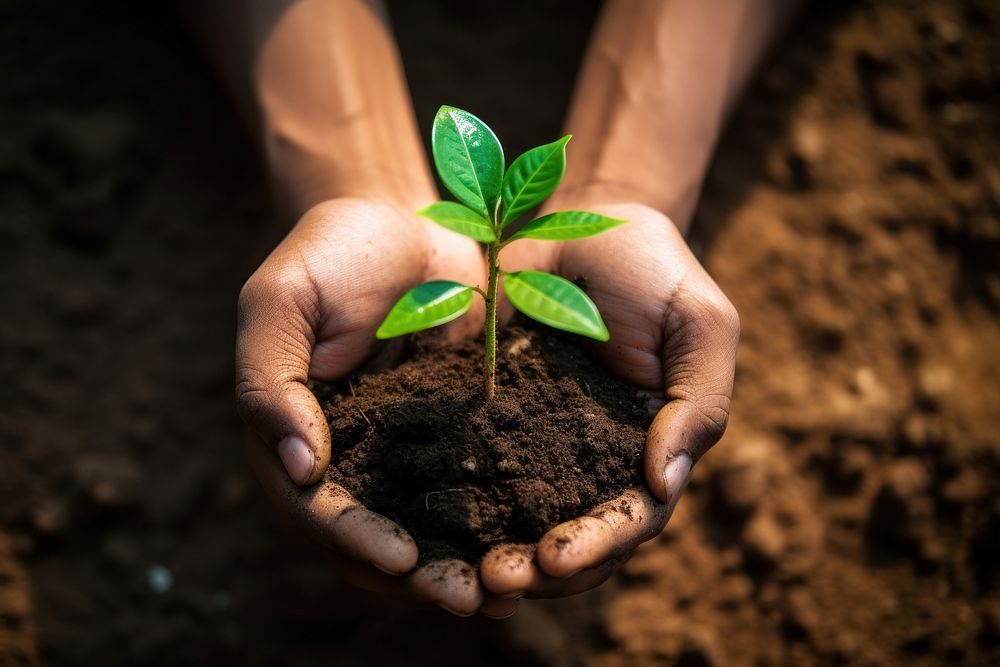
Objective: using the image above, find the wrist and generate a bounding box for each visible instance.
[252,0,437,218]
[266,135,437,217]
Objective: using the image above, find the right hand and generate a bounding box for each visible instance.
[481,202,739,603]
[236,197,515,618]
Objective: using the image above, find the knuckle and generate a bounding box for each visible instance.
[238,263,317,321]
[234,362,296,430]
[235,362,269,397]
[235,359,272,400]
[666,285,739,342]
[717,297,740,335]
[667,387,732,444]
[699,290,739,334]
[237,267,318,365]
[696,399,732,440]
[237,274,264,316]
[235,381,273,428]
[715,295,740,329]
[677,289,740,357]
[235,358,298,408]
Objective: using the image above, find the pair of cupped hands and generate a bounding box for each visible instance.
[236,194,739,619]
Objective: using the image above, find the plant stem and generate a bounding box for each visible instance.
[484,240,499,400]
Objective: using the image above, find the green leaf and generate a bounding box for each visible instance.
[418,202,496,243]
[376,281,474,339]
[432,106,504,218]
[507,210,626,243]
[503,271,609,341]
[500,135,571,227]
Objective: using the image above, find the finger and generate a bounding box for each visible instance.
[334,553,503,617]
[525,556,624,599]
[480,544,545,597]
[480,595,519,619]
[236,263,329,486]
[645,285,740,504]
[536,489,669,578]
[480,545,627,600]
[409,560,484,617]
[482,544,626,600]
[326,505,418,574]
[326,551,411,593]
[245,431,418,574]
[341,556,487,616]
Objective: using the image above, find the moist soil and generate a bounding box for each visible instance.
[317,327,649,564]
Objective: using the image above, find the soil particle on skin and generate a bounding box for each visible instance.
[315,326,649,564]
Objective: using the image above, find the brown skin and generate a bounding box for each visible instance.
[481,0,798,600]
[488,204,739,597]
[236,201,496,616]
[202,0,496,616]
[192,0,795,615]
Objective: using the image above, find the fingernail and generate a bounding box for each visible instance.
[277,435,314,485]
[664,453,693,509]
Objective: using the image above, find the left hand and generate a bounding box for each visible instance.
[480,202,739,600]
[236,198,514,618]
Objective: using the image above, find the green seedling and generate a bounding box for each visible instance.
[376,106,625,399]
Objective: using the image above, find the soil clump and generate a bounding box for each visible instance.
[318,327,649,563]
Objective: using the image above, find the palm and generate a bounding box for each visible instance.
[238,197,505,617]
[557,207,701,390]
[482,202,739,599]
[282,198,486,381]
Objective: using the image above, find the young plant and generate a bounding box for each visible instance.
[376,106,625,399]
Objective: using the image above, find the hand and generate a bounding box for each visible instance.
[481,202,739,599]
[236,197,515,617]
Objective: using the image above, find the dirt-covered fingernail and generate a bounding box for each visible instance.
[277,435,314,485]
[664,453,692,509]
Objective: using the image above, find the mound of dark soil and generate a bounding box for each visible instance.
[315,326,650,564]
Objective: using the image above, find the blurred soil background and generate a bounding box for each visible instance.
[0,0,997,665]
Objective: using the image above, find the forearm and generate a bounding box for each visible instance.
[549,0,799,232]
[186,0,434,216]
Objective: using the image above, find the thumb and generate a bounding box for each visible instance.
[644,288,740,506]
[236,265,330,486]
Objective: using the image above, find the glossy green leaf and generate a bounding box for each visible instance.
[376,281,473,339]
[503,271,609,341]
[418,202,496,243]
[507,210,626,243]
[500,135,571,227]
[432,106,504,218]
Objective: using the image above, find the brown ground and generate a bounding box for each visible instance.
[0,0,997,665]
